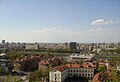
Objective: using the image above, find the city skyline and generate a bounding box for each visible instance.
[0,0,120,43]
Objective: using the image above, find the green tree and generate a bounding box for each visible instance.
[97,65,107,72]
[0,66,4,74]
[112,70,120,82]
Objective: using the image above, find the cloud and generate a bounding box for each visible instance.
[1,26,120,43]
[26,26,119,42]
[31,27,72,33]
[91,19,120,25]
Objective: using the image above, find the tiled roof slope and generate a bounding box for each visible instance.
[53,62,95,72]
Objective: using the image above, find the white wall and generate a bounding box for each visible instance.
[49,70,61,82]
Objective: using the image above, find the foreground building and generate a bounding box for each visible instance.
[49,62,96,82]
[92,73,102,82]
[13,55,45,72]
[38,57,62,73]
[0,53,10,73]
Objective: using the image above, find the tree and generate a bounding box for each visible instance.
[29,70,49,82]
[101,72,109,82]
[97,65,107,72]
[29,71,42,82]
[0,66,4,74]
[112,70,120,82]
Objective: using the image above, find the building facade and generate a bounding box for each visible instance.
[70,42,77,50]
[49,62,95,82]
[25,43,39,50]
[118,42,120,49]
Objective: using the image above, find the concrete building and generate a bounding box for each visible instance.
[100,43,107,49]
[64,42,69,49]
[38,57,62,74]
[0,53,10,72]
[49,62,96,82]
[13,55,42,72]
[118,42,120,49]
[1,40,5,44]
[38,60,50,73]
[25,43,39,50]
[70,42,77,50]
[69,53,95,59]
[117,65,120,72]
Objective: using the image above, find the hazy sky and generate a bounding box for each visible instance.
[0,0,120,43]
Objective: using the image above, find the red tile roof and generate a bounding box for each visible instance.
[14,55,41,62]
[39,60,49,65]
[98,59,109,64]
[54,65,67,72]
[93,73,102,82]
[53,62,94,72]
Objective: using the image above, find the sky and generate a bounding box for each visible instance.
[0,0,120,43]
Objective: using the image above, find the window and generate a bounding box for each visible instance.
[82,74,84,76]
[76,74,78,76]
[55,74,57,80]
[79,74,81,76]
[79,70,81,72]
[55,77,57,80]
[91,74,93,76]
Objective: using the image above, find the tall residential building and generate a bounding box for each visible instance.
[118,42,120,49]
[70,42,77,50]
[1,40,5,44]
[49,62,96,82]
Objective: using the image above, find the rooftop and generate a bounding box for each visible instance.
[53,62,95,72]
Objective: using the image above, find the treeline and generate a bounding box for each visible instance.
[26,48,77,53]
[108,48,120,54]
